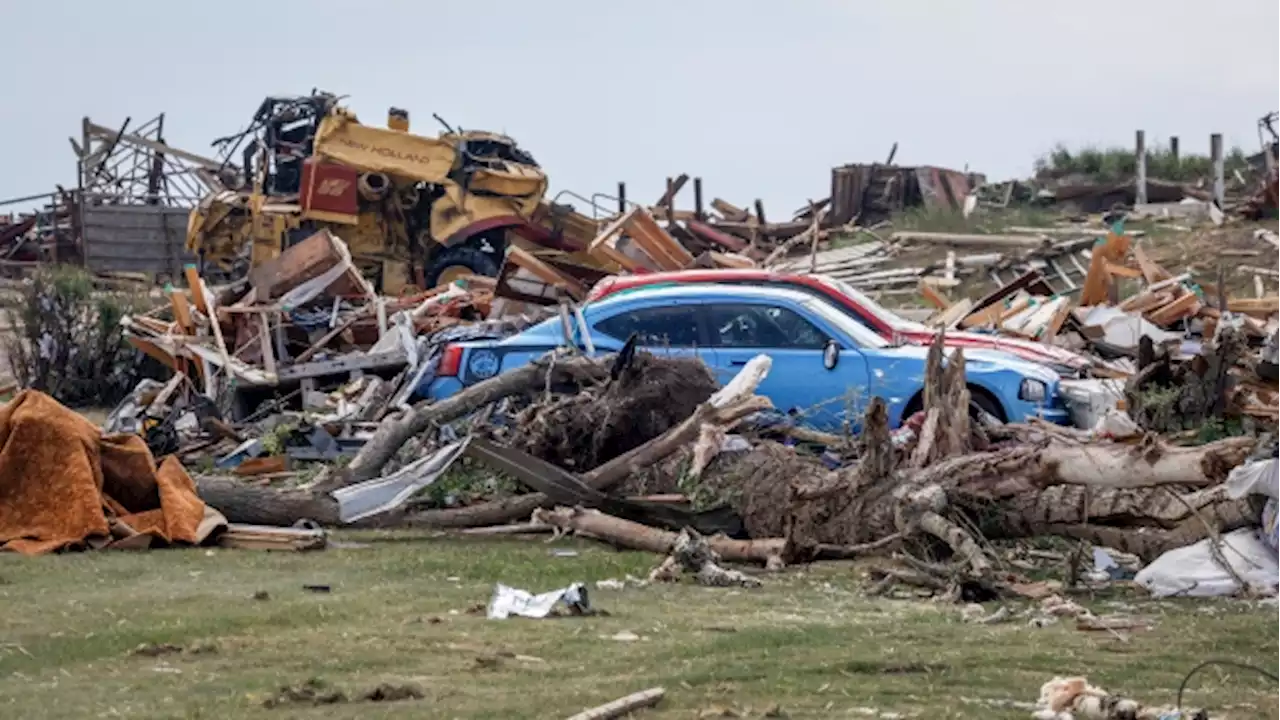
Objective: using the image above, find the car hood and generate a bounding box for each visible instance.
[872,344,1060,384]
[897,328,1090,369]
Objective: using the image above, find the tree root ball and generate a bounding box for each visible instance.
[507,353,718,471]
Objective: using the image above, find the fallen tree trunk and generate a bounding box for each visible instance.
[197,477,339,526]
[1032,436,1254,488]
[338,353,609,488]
[533,506,786,564]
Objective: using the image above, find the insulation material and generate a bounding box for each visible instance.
[0,390,223,554]
[1078,306,1182,349]
[1224,458,1279,500]
[1134,527,1278,598]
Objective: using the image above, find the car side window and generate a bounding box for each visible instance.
[595,306,701,347]
[706,304,827,349]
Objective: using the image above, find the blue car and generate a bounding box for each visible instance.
[420,285,1071,432]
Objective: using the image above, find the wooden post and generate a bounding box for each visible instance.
[665,176,675,219]
[1135,130,1147,205]
[693,177,704,220]
[754,199,766,225]
[1169,136,1179,165]
[1210,133,1225,207]
[616,182,626,214]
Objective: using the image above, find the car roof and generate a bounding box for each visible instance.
[590,282,818,308]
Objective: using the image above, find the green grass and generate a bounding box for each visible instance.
[1035,144,1253,183]
[0,535,1275,719]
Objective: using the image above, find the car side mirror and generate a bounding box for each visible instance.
[823,339,840,370]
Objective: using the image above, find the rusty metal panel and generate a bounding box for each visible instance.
[81,204,193,277]
[912,166,972,211]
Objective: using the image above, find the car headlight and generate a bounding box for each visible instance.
[1019,378,1047,402]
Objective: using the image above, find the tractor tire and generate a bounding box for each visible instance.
[424,245,500,288]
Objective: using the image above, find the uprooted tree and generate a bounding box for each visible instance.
[193,336,1261,596]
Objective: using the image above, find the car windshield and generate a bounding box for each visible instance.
[819,276,930,332]
[796,296,889,349]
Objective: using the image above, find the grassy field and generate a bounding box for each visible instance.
[0,534,1275,719]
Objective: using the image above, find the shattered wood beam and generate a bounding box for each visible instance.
[653,173,688,209]
[711,198,750,222]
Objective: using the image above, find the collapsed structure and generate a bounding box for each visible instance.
[0,101,1277,622]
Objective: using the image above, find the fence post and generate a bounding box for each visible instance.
[1135,130,1148,205]
[1210,133,1225,207]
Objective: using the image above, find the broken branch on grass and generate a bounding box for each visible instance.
[564,687,665,720]
[533,506,785,565]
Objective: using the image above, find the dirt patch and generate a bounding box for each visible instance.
[263,678,424,708]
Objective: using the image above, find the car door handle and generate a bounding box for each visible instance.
[729,360,749,366]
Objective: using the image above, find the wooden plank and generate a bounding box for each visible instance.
[1227,296,1280,314]
[1120,290,1174,313]
[621,208,694,270]
[653,173,688,208]
[918,282,951,310]
[126,336,180,370]
[707,252,755,269]
[170,290,193,334]
[997,296,1033,327]
[685,219,748,252]
[276,349,407,382]
[889,231,1049,249]
[585,208,647,272]
[930,298,974,330]
[959,303,1004,329]
[710,198,750,222]
[235,456,288,476]
[1079,230,1132,305]
[1104,262,1143,279]
[248,229,342,299]
[506,245,589,300]
[258,313,277,377]
[1146,293,1202,325]
[1041,300,1074,343]
[963,269,1050,319]
[183,265,208,314]
[1131,243,1171,284]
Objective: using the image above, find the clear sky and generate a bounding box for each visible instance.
[2,0,1277,215]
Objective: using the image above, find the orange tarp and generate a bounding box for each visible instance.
[0,390,224,555]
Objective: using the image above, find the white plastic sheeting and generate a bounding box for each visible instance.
[1134,528,1278,598]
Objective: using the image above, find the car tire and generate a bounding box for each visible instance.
[969,391,1005,424]
[424,245,500,288]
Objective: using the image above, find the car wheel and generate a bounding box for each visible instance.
[969,392,1005,424]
